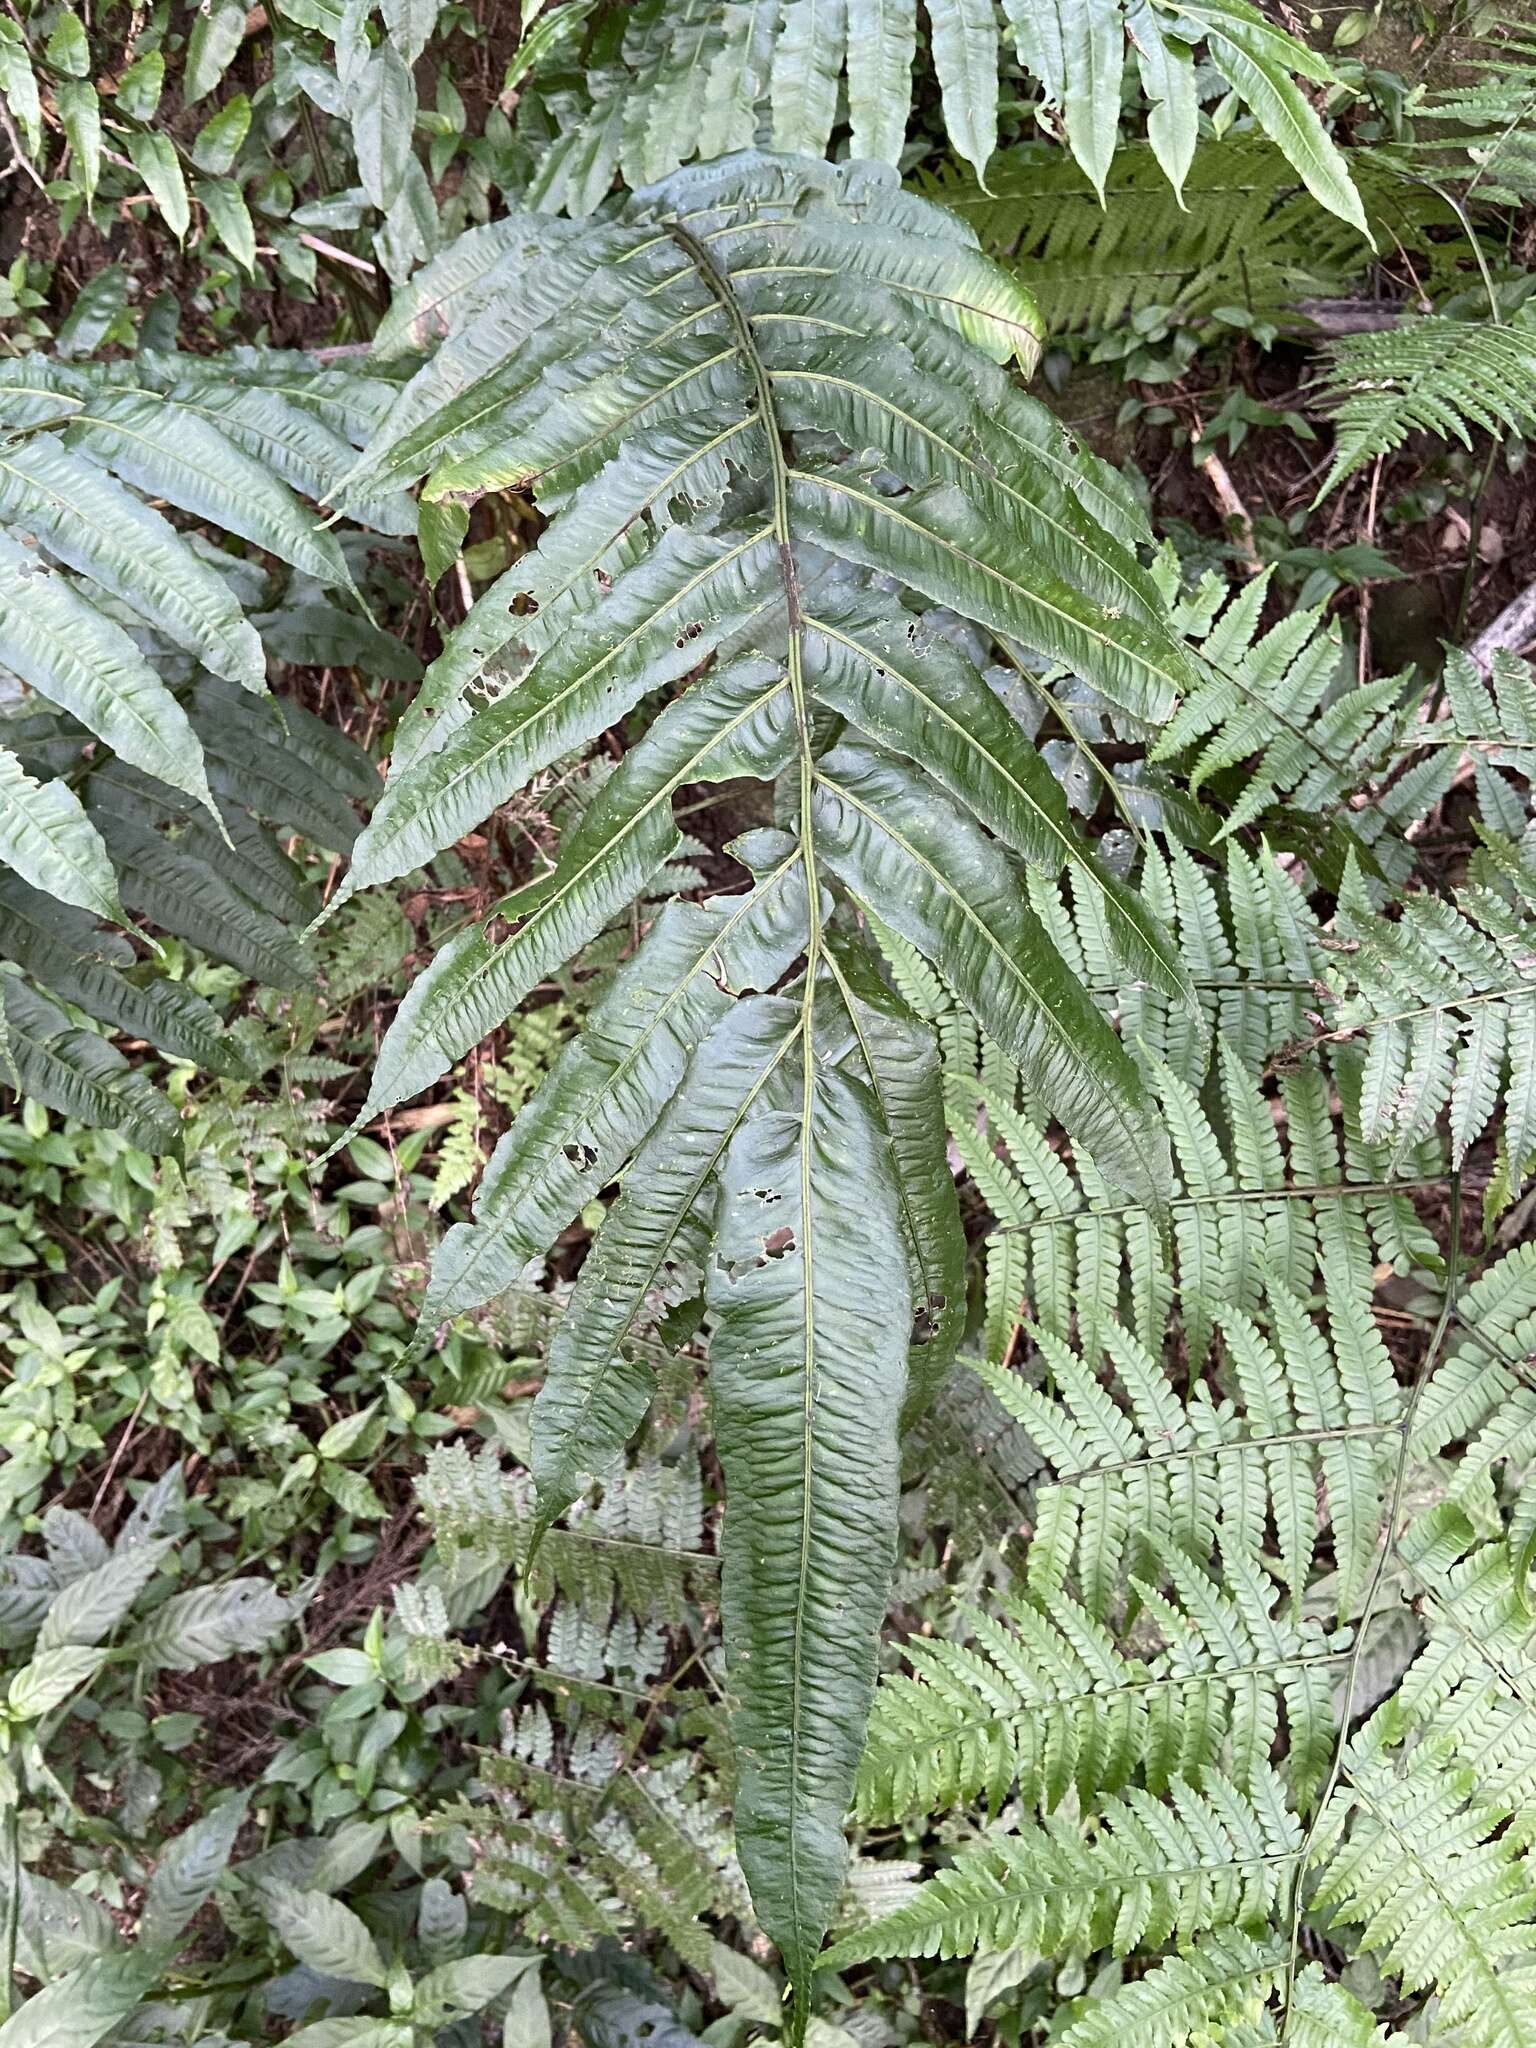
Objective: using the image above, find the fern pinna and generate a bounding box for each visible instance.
[319,148,1208,2016]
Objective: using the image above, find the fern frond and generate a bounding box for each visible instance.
[1323,844,1536,1179]
[511,0,1364,219]
[1056,1930,1286,2048]
[1313,317,1536,499]
[858,1541,1343,1825]
[921,138,1441,338]
[978,1254,1401,1622]
[1313,1746,1536,2048]
[825,1766,1301,1963]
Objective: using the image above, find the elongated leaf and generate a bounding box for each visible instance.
[533,994,802,1529]
[1174,0,1366,233]
[0,436,263,688]
[846,0,915,159]
[928,0,998,180]
[64,391,351,588]
[0,1956,157,2048]
[138,1794,249,1953]
[801,588,1189,999]
[825,934,965,1421]
[0,978,179,1152]
[813,744,1168,1209]
[0,744,122,926]
[423,857,807,1327]
[1127,0,1197,201]
[126,130,189,240]
[0,534,221,818]
[709,1060,911,1992]
[264,1884,389,1989]
[769,0,845,156]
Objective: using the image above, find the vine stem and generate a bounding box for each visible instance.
[1279,1174,1463,2035]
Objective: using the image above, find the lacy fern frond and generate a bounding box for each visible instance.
[1150,571,1436,867]
[950,1034,1439,1374]
[1056,1930,1287,2048]
[1323,843,1536,1180]
[1313,317,1536,499]
[1313,1744,1536,2048]
[825,1765,1301,1963]
[978,1254,1402,1623]
[858,1541,1342,1826]
[510,0,1365,221]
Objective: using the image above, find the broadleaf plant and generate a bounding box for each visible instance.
[326,147,1203,2014]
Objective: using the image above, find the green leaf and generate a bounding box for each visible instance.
[0,979,179,1152]
[56,79,99,204]
[126,130,190,241]
[43,10,88,76]
[198,176,257,273]
[137,1794,249,1953]
[0,533,222,819]
[813,744,1168,1210]
[353,41,417,211]
[263,1883,390,1989]
[0,743,124,927]
[417,497,469,582]
[927,0,998,180]
[0,1956,157,2048]
[191,93,252,175]
[64,390,351,586]
[414,1955,529,2022]
[845,0,915,161]
[824,935,966,1422]
[0,24,41,150]
[7,1643,106,1719]
[1170,0,1367,233]
[422,862,806,1328]
[184,0,246,101]
[1127,0,1197,201]
[0,435,263,688]
[769,0,846,157]
[709,1059,911,1994]
[36,1537,170,1651]
[129,1578,302,1669]
[532,995,801,1531]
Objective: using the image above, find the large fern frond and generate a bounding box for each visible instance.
[323,149,1214,1998]
[511,0,1365,221]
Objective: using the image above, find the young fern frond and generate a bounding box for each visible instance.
[329,149,1214,2003]
[511,0,1366,222]
[1313,317,1536,499]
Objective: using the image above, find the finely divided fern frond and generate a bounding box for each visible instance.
[825,1765,1301,1963]
[1313,317,1536,499]
[1323,843,1536,1180]
[857,1541,1342,1826]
